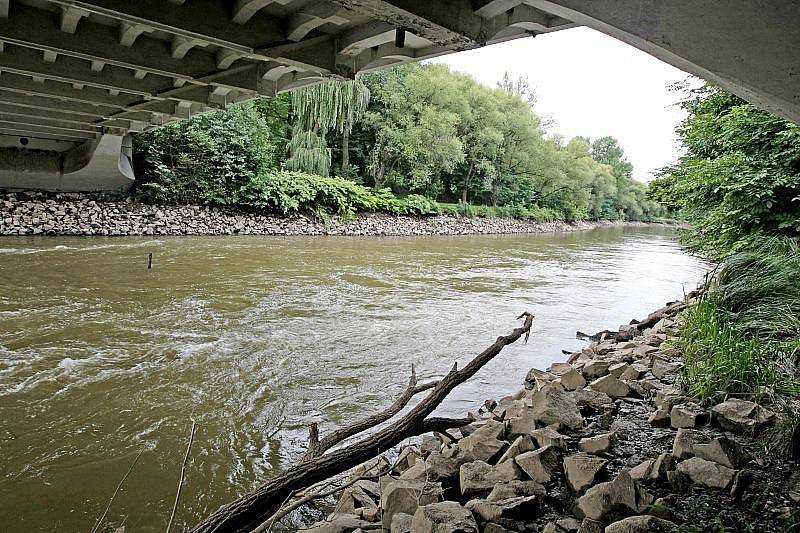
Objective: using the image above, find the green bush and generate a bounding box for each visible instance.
[133,103,277,205]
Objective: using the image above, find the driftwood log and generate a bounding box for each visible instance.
[190,312,534,533]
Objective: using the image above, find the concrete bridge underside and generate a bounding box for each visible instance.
[0,0,797,192]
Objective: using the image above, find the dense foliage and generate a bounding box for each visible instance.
[660,85,800,456]
[133,64,664,221]
[650,84,800,257]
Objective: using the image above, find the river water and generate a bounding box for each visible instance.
[0,226,708,531]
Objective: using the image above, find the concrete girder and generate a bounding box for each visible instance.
[345,41,449,73]
[0,103,132,129]
[59,5,91,34]
[232,0,292,25]
[0,124,96,142]
[525,0,800,124]
[0,3,257,90]
[0,113,103,136]
[327,0,489,50]
[287,2,350,42]
[0,89,120,118]
[119,22,152,47]
[47,0,282,51]
[337,21,396,55]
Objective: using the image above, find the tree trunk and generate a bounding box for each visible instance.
[341,127,350,171]
[373,159,386,189]
[461,161,474,204]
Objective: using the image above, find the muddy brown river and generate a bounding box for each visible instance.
[0,226,708,531]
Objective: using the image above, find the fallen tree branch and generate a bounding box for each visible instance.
[190,312,534,533]
[302,366,438,461]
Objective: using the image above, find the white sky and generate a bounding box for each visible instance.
[430,27,695,182]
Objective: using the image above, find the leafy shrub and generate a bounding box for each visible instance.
[133,103,276,205]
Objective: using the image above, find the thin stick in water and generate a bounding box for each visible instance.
[166,420,197,533]
[90,448,145,533]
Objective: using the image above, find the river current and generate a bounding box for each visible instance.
[0,226,708,531]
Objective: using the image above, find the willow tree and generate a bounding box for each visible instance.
[286,79,370,176]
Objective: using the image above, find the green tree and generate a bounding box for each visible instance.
[286,79,370,176]
[651,84,800,256]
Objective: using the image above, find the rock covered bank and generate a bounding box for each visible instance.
[304,297,799,533]
[0,192,664,237]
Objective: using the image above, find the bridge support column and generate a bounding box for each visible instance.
[0,134,135,193]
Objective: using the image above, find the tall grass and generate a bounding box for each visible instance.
[680,237,800,405]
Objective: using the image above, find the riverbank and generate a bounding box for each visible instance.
[0,191,673,237]
[289,296,798,532]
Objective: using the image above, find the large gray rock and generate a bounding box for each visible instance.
[670,403,709,428]
[582,360,611,379]
[458,420,507,463]
[576,470,639,521]
[460,460,520,496]
[410,501,479,532]
[579,518,604,533]
[604,515,677,532]
[390,512,413,533]
[497,435,535,464]
[380,479,443,529]
[530,425,567,450]
[531,385,584,429]
[629,453,674,481]
[487,480,546,501]
[711,398,775,434]
[465,495,539,523]
[515,445,560,483]
[588,375,630,399]
[672,428,711,460]
[694,436,744,469]
[560,367,588,391]
[676,457,737,490]
[579,432,615,454]
[336,485,377,515]
[564,453,608,492]
[574,389,614,410]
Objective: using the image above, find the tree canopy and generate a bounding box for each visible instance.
[649,83,800,257]
[133,64,665,222]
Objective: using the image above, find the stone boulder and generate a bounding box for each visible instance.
[574,389,614,410]
[588,375,630,399]
[530,425,567,450]
[676,457,737,490]
[559,367,588,391]
[672,428,711,460]
[693,437,744,469]
[390,512,413,533]
[410,501,479,532]
[460,460,521,496]
[380,479,443,529]
[531,385,584,429]
[711,398,775,434]
[466,495,539,523]
[575,470,639,521]
[604,515,677,533]
[515,445,560,483]
[564,453,608,492]
[578,432,615,454]
[497,435,535,464]
[582,360,611,379]
[487,480,546,501]
[670,403,709,428]
[629,453,674,481]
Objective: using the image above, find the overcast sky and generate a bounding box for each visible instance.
[430,27,696,182]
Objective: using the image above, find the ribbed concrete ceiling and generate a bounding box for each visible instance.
[0,0,574,151]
